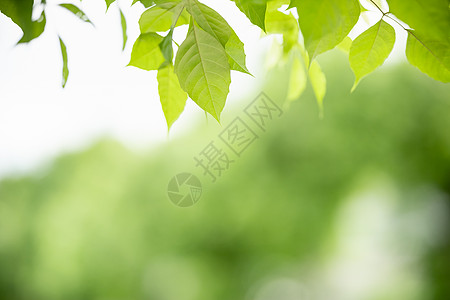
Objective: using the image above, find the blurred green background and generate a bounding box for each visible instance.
[0,51,449,300]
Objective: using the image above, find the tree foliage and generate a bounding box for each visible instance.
[0,0,448,129]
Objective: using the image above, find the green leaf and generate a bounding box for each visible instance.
[388,0,449,42]
[405,30,450,83]
[174,23,231,121]
[293,0,360,61]
[105,0,115,10]
[59,37,69,88]
[157,65,188,130]
[287,52,307,101]
[132,0,155,7]
[0,0,46,43]
[120,8,127,51]
[309,60,326,118]
[265,6,298,54]
[234,0,267,31]
[225,33,251,75]
[349,20,395,91]
[186,0,250,74]
[128,33,165,71]
[139,4,189,33]
[59,3,94,26]
[18,11,46,44]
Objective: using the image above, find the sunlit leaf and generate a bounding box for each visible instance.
[128,33,165,71]
[59,36,69,88]
[293,0,360,61]
[309,60,326,118]
[157,65,188,130]
[405,30,450,83]
[174,23,231,121]
[349,20,395,91]
[59,3,94,26]
[225,33,251,75]
[337,36,352,53]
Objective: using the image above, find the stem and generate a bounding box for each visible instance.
[368,0,384,15]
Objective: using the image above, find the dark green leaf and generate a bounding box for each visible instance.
[159,29,174,63]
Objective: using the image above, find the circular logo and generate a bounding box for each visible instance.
[167,173,202,207]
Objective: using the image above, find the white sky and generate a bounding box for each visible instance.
[0,0,405,179]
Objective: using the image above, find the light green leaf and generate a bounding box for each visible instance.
[157,65,188,130]
[309,60,326,118]
[128,33,165,71]
[59,3,94,26]
[234,0,267,31]
[225,33,251,74]
[293,0,360,61]
[265,7,298,54]
[187,0,250,74]
[59,37,69,88]
[405,30,450,83]
[287,52,307,101]
[349,20,395,91]
[186,0,231,46]
[139,5,188,33]
[174,24,231,121]
[337,36,352,53]
[120,8,127,51]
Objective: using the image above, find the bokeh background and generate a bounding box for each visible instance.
[0,1,449,300]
